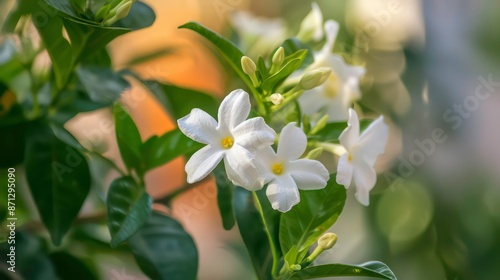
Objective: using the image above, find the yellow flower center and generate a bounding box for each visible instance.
[272,163,284,175]
[348,153,353,162]
[221,136,234,149]
[323,74,338,98]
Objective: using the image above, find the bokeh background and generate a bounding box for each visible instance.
[2,0,500,279]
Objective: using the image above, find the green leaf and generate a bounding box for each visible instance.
[279,38,314,69]
[261,55,305,92]
[290,261,398,280]
[129,212,198,280]
[213,163,235,230]
[34,14,73,89]
[279,177,346,259]
[253,190,282,275]
[50,251,98,280]
[113,1,156,30]
[257,56,270,81]
[24,122,91,245]
[310,120,372,142]
[107,176,152,247]
[157,83,218,119]
[140,129,203,171]
[114,103,142,173]
[178,21,255,94]
[77,66,129,104]
[233,188,274,280]
[52,92,110,125]
[61,17,129,61]
[122,71,219,120]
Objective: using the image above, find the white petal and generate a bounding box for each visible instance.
[233,117,276,150]
[289,159,329,190]
[266,175,300,212]
[298,2,324,42]
[310,3,324,41]
[352,159,377,205]
[319,20,340,58]
[185,145,224,183]
[355,188,370,206]
[339,108,359,150]
[255,146,278,184]
[298,87,325,116]
[178,109,219,144]
[217,89,251,132]
[224,144,262,191]
[277,123,307,160]
[336,153,353,188]
[356,115,389,165]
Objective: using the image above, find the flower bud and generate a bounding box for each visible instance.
[318,233,337,250]
[297,3,324,42]
[299,67,332,90]
[272,47,285,68]
[309,114,329,135]
[306,147,323,160]
[270,93,284,106]
[241,56,257,76]
[290,264,302,271]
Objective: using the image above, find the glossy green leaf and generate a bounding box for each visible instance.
[279,177,346,258]
[280,38,314,69]
[213,163,235,230]
[107,176,152,247]
[157,83,218,119]
[233,188,273,280]
[261,55,305,92]
[34,14,73,89]
[178,21,256,94]
[62,17,129,61]
[113,1,156,30]
[129,212,198,280]
[253,190,282,276]
[77,66,129,104]
[122,71,219,120]
[24,122,91,245]
[114,103,142,173]
[257,56,270,81]
[50,251,98,280]
[290,261,398,280]
[52,93,110,125]
[140,129,203,171]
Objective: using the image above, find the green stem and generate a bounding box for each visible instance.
[252,192,281,278]
[91,151,127,176]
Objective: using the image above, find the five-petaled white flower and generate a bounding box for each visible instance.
[299,20,366,122]
[178,89,276,190]
[336,109,389,206]
[256,123,329,212]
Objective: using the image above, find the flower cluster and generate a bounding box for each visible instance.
[178,90,329,212]
[178,3,390,212]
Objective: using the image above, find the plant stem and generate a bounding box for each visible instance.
[154,176,212,206]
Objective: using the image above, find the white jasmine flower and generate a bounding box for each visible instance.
[230,11,287,56]
[178,89,276,190]
[299,21,366,122]
[297,2,324,42]
[336,109,389,206]
[256,123,329,212]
